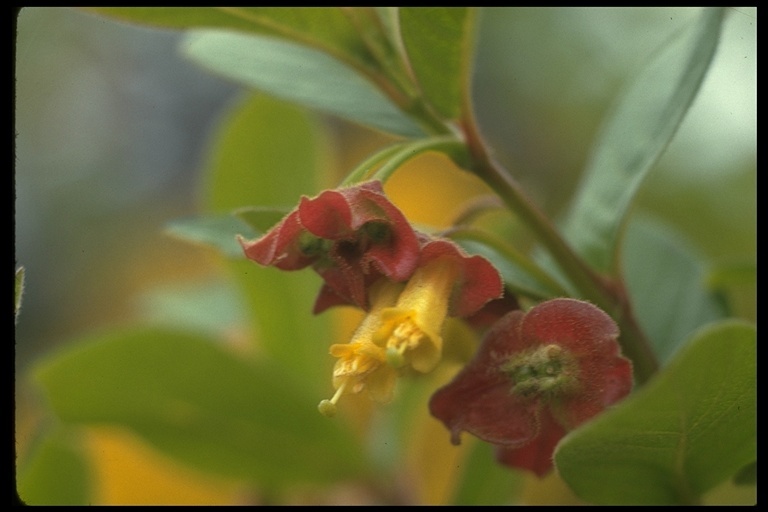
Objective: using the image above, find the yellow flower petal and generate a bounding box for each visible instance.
[375,257,460,373]
[319,279,403,416]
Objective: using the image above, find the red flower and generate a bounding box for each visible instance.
[238,181,421,311]
[429,298,633,477]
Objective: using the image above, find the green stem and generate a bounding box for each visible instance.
[340,8,419,100]
[402,98,456,137]
[216,7,399,100]
[335,4,659,383]
[459,114,659,384]
[339,7,454,138]
[341,142,412,186]
[370,136,469,183]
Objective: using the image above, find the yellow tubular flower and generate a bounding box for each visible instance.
[318,280,404,417]
[375,257,460,374]
[318,237,504,417]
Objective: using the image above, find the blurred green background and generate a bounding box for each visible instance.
[14,7,755,504]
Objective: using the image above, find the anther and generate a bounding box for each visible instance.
[318,379,348,417]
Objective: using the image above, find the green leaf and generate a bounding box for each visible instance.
[85,7,374,71]
[562,8,725,273]
[622,216,726,364]
[374,7,404,55]
[16,427,92,505]
[399,7,474,119]
[165,214,257,258]
[32,328,369,486]
[84,7,277,32]
[638,162,756,264]
[555,320,756,505]
[202,93,328,213]
[200,93,335,386]
[707,261,757,290]
[450,439,523,505]
[228,262,333,388]
[732,461,756,486]
[181,30,424,137]
[455,237,563,301]
[136,280,248,337]
[164,208,292,259]
[15,266,25,323]
[234,206,291,234]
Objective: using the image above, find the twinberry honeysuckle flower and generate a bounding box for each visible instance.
[429,298,633,477]
[318,279,405,417]
[374,238,504,374]
[238,181,421,312]
[319,238,504,417]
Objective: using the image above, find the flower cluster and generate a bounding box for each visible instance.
[429,298,633,476]
[238,181,505,415]
[239,181,633,477]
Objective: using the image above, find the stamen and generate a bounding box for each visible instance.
[503,343,578,398]
[385,320,422,368]
[317,399,337,417]
[317,379,349,417]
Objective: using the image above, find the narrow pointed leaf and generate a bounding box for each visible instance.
[622,216,726,364]
[555,320,756,505]
[400,7,474,119]
[84,7,374,70]
[562,8,724,273]
[234,207,292,235]
[374,7,405,58]
[165,214,257,258]
[32,328,369,485]
[181,29,424,137]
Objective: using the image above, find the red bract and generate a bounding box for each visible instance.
[429,298,633,477]
[463,289,521,333]
[416,238,505,318]
[494,412,566,478]
[238,181,421,311]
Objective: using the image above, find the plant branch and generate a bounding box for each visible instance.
[458,110,659,384]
